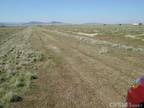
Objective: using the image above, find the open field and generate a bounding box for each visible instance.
[0,25,144,108]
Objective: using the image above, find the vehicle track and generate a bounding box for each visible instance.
[12,26,144,108]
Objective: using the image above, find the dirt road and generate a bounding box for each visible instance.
[12,26,144,108]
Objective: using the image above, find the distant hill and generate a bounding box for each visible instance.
[23,21,66,25]
[49,21,63,24]
[0,21,67,26]
[0,23,6,27]
[24,21,46,25]
[0,22,24,26]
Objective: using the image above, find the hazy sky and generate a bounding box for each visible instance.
[0,0,144,23]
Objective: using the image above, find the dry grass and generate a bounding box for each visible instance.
[0,25,144,108]
[0,27,44,107]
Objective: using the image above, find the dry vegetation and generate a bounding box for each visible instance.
[0,25,144,108]
[0,27,44,108]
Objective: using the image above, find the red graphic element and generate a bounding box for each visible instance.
[127,77,144,108]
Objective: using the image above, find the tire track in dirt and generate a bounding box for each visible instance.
[12,26,144,108]
[12,27,108,108]
[41,28,144,97]
[42,28,144,79]
[36,28,124,106]
[39,27,144,102]
[17,27,108,108]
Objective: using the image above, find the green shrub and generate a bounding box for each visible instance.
[10,95,23,102]
[15,79,25,87]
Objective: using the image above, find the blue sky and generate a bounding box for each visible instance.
[0,0,144,23]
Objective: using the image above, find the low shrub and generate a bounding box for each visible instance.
[10,95,23,102]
